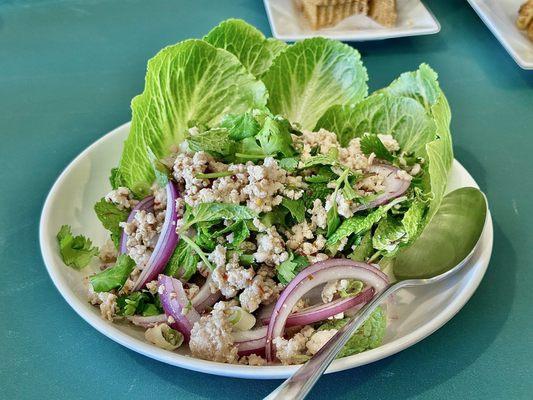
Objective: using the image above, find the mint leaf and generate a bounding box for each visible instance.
[116,291,154,316]
[327,206,389,247]
[183,202,257,229]
[57,225,98,270]
[90,254,135,292]
[213,220,250,248]
[94,199,129,248]
[372,215,407,253]
[281,198,306,223]
[164,240,199,281]
[277,252,309,285]
[279,157,299,172]
[359,133,394,162]
[187,128,236,158]
[220,112,260,140]
[349,231,373,261]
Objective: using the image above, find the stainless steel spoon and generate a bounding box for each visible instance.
[265,187,488,400]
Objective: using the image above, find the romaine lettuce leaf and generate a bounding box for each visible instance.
[204,19,287,77]
[119,39,267,196]
[262,37,368,130]
[315,93,435,152]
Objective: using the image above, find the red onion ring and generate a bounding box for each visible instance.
[119,196,154,254]
[132,182,180,291]
[158,274,200,342]
[128,313,167,328]
[259,286,375,327]
[354,164,411,211]
[265,259,388,362]
[233,326,268,356]
[191,275,221,314]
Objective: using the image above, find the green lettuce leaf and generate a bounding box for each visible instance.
[262,37,368,130]
[94,199,129,248]
[90,254,135,292]
[318,306,386,358]
[349,231,373,261]
[204,19,286,77]
[315,93,435,152]
[119,39,267,196]
[57,225,99,270]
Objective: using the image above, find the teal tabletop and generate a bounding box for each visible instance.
[1,0,532,399]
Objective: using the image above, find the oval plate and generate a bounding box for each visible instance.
[39,122,493,379]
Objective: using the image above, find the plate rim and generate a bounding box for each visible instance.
[466,0,533,70]
[263,0,441,42]
[39,122,493,379]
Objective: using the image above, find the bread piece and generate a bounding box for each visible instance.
[369,0,397,27]
[296,0,369,30]
[517,0,533,41]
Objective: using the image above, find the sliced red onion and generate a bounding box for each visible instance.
[354,164,411,211]
[265,259,388,362]
[191,275,221,314]
[119,196,155,254]
[259,287,375,327]
[158,274,200,342]
[132,182,180,291]
[128,313,167,328]
[233,326,268,356]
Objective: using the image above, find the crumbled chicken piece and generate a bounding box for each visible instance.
[308,199,327,229]
[273,325,315,365]
[306,329,338,355]
[321,279,350,303]
[210,251,255,298]
[239,354,267,366]
[254,226,289,266]
[120,209,163,268]
[243,157,287,213]
[88,283,118,321]
[99,239,117,263]
[189,301,239,363]
[239,274,281,313]
[104,187,138,210]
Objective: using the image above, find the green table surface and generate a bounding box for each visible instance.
[1,0,532,399]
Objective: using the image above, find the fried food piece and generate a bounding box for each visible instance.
[369,0,397,28]
[296,0,369,30]
[517,0,533,41]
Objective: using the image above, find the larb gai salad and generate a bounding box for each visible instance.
[57,19,453,366]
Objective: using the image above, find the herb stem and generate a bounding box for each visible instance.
[180,235,214,270]
[195,171,233,179]
[235,153,267,160]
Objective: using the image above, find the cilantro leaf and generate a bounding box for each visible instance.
[94,199,129,248]
[89,254,135,292]
[182,202,257,230]
[281,198,306,223]
[256,116,295,157]
[359,133,394,162]
[56,225,99,270]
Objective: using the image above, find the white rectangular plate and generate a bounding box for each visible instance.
[263,0,440,41]
[467,0,533,69]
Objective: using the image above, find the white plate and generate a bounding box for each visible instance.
[263,0,440,41]
[467,0,533,69]
[39,122,493,379]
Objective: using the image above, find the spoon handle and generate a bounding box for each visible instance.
[264,283,403,400]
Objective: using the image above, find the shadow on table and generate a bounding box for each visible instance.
[122,220,514,400]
